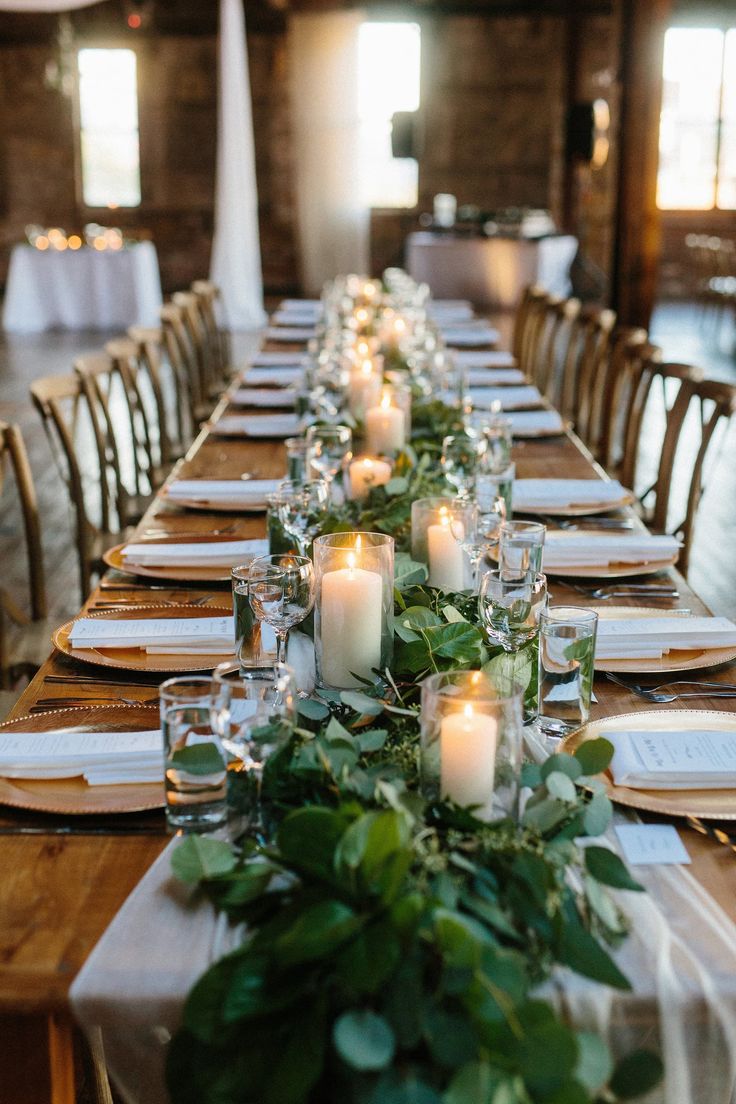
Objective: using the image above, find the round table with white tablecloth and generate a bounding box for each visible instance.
[2,240,163,333]
[406,231,578,308]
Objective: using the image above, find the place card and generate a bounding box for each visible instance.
[610,729,736,789]
[614,824,691,865]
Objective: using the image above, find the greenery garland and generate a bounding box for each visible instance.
[167,398,663,1104]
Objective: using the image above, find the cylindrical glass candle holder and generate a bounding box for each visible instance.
[314,531,394,688]
[348,357,383,421]
[420,670,523,822]
[411,496,478,592]
[382,379,412,436]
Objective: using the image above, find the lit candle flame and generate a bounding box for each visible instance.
[361,359,373,376]
[381,393,391,410]
[463,703,474,720]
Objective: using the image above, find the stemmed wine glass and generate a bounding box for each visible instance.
[306,424,353,489]
[274,479,329,555]
[248,554,316,664]
[452,493,507,590]
[442,432,486,498]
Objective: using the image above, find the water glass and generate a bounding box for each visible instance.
[232,564,258,660]
[284,437,310,483]
[160,676,228,832]
[476,463,514,518]
[538,607,598,739]
[478,569,548,653]
[307,424,353,485]
[455,497,507,590]
[274,478,329,555]
[248,554,316,664]
[498,520,546,578]
[474,413,513,474]
[442,432,486,498]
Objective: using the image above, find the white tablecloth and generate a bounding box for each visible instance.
[2,241,163,333]
[406,232,578,308]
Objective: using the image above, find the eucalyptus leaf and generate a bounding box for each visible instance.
[541,753,583,782]
[585,846,644,891]
[297,696,331,721]
[341,689,385,716]
[575,1027,613,1091]
[171,837,237,884]
[545,771,577,802]
[582,792,613,836]
[169,742,225,776]
[443,1061,502,1104]
[609,1049,664,1099]
[574,737,614,776]
[333,1009,396,1071]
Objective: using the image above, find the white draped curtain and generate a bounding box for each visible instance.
[289,10,370,295]
[0,0,266,331]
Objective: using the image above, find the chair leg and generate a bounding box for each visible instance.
[48,1012,76,1104]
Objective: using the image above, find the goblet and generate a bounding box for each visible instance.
[306,424,353,487]
[248,554,316,665]
[274,478,329,555]
[442,432,486,498]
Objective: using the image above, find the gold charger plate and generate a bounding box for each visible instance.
[562,709,736,820]
[544,553,679,579]
[52,604,234,673]
[594,606,736,675]
[104,539,247,583]
[0,704,164,815]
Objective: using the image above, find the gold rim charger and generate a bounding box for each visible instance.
[544,553,679,579]
[594,606,736,674]
[52,605,234,673]
[0,704,164,815]
[520,490,635,517]
[104,542,235,583]
[562,709,736,820]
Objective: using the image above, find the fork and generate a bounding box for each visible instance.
[605,672,736,703]
[540,515,634,531]
[30,694,160,711]
[563,583,679,600]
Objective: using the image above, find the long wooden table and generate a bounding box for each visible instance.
[2,340,735,1103]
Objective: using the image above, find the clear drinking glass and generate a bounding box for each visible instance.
[248,554,316,664]
[454,495,507,590]
[160,676,228,832]
[232,564,258,660]
[307,424,353,486]
[210,661,297,836]
[274,478,329,555]
[467,412,513,474]
[538,607,599,739]
[442,433,486,498]
[476,463,515,518]
[478,569,548,653]
[284,437,310,483]
[498,520,546,578]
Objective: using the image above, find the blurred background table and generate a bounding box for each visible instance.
[2,241,163,334]
[406,231,578,308]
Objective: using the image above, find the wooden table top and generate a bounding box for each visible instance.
[1,343,735,1015]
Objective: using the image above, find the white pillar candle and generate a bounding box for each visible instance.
[427,508,465,590]
[440,703,498,818]
[348,359,382,420]
[348,456,392,501]
[320,547,383,687]
[365,395,406,455]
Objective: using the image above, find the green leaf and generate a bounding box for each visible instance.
[443,1061,502,1104]
[541,753,583,782]
[341,689,385,716]
[276,899,360,966]
[262,997,326,1104]
[335,919,401,994]
[277,806,349,881]
[396,605,443,643]
[585,846,644,891]
[574,1030,613,1092]
[425,621,484,662]
[584,875,625,934]
[545,771,577,802]
[574,737,614,776]
[356,727,388,753]
[521,762,542,788]
[171,837,237,884]
[424,1005,478,1068]
[385,476,410,495]
[168,741,225,776]
[441,604,467,624]
[522,796,571,833]
[516,1018,578,1093]
[582,792,613,836]
[394,553,429,590]
[609,1049,664,1099]
[297,696,331,721]
[333,1009,396,1071]
[558,920,631,990]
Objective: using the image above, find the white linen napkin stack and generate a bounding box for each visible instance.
[0,729,163,786]
[69,615,235,656]
[454,350,518,369]
[508,410,565,436]
[264,326,316,342]
[230,388,296,409]
[609,728,736,789]
[122,539,268,569]
[444,324,500,347]
[466,368,526,386]
[468,385,543,410]
[165,480,280,509]
[514,479,628,510]
[543,532,680,569]
[595,616,736,660]
[211,414,301,439]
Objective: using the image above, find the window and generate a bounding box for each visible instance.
[357,22,421,209]
[78,48,141,208]
[657,27,736,210]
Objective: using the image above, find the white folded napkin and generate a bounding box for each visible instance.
[211,414,301,439]
[69,614,235,656]
[609,729,736,789]
[166,479,280,509]
[279,299,321,312]
[445,326,500,347]
[122,538,268,569]
[513,479,629,510]
[264,327,316,342]
[543,532,680,569]
[466,368,526,386]
[468,386,543,411]
[245,366,304,386]
[272,310,322,326]
[453,351,518,369]
[508,410,565,436]
[595,616,736,660]
[0,729,163,786]
[427,305,475,323]
[231,388,296,409]
[250,352,308,368]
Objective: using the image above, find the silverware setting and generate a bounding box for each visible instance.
[89,595,215,610]
[139,523,238,538]
[30,694,160,712]
[605,672,736,703]
[565,583,680,601]
[540,514,634,531]
[99,581,223,592]
[44,674,161,687]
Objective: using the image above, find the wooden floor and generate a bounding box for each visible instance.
[0,300,734,713]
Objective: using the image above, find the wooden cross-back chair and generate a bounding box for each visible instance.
[191,279,232,383]
[30,373,125,601]
[172,290,228,405]
[515,287,551,379]
[531,295,582,403]
[591,327,650,466]
[73,353,155,524]
[559,305,617,430]
[617,358,735,574]
[0,421,47,692]
[160,302,212,427]
[127,324,189,467]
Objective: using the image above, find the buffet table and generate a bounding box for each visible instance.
[1,321,735,1104]
[2,241,163,334]
[406,231,578,308]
